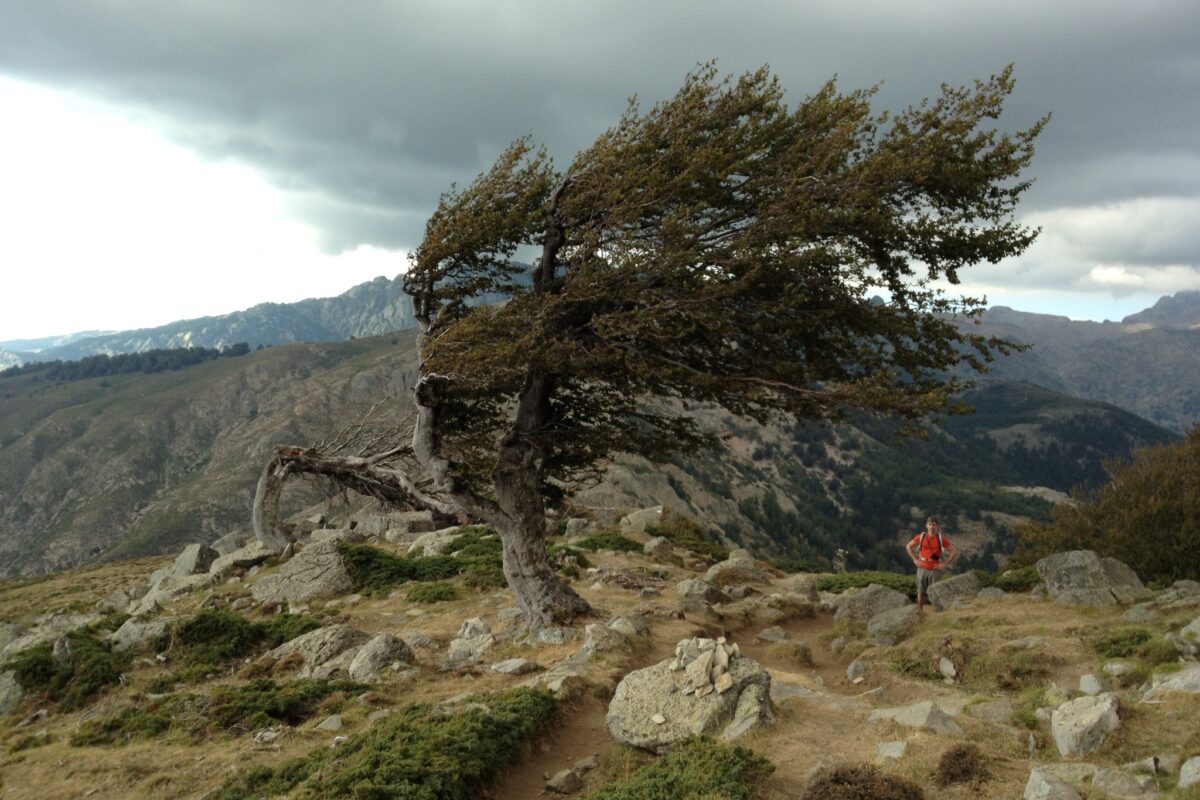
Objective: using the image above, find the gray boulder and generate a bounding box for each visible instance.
[348,634,413,681]
[1171,615,1200,657]
[867,604,918,646]
[606,639,770,753]
[174,544,219,576]
[407,527,464,557]
[1180,757,1200,789]
[926,572,983,610]
[1123,604,1160,623]
[250,540,353,604]
[643,537,673,558]
[606,615,650,639]
[703,550,773,587]
[876,741,908,761]
[0,612,105,659]
[310,528,365,544]
[128,573,214,616]
[209,540,276,579]
[1024,767,1083,800]
[1051,693,1120,756]
[447,617,495,664]
[491,658,541,675]
[109,617,169,653]
[834,584,911,622]
[211,529,253,555]
[1091,767,1157,799]
[268,624,370,678]
[1144,664,1200,698]
[0,670,24,714]
[1035,551,1150,607]
[967,698,1013,725]
[0,621,26,654]
[676,579,730,605]
[868,701,962,735]
[619,506,663,533]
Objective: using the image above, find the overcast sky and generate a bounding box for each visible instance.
[1,1,1197,341]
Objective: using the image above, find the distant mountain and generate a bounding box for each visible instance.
[0,330,116,354]
[1121,290,1200,329]
[16,275,417,363]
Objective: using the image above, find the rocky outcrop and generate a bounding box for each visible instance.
[833,584,911,622]
[267,624,369,678]
[703,549,773,587]
[1024,767,1083,800]
[1144,664,1200,698]
[209,540,276,579]
[109,617,169,653]
[926,572,983,610]
[868,701,962,735]
[0,612,105,659]
[606,637,771,752]
[619,507,662,533]
[447,617,495,664]
[347,634,413,681]
[676,579,730,605]
[173,544,219,576]
[407,528,464,557]
[1051,693,1120,756]
[128,573,214,617]
[1035,551,1150,607]
[0,670,24,714]
[250,540,353,604]
[866,605,918,646]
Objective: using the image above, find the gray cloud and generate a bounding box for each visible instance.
[1,0,1197,280]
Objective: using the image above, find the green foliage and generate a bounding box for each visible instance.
[935,743,990,787]
[463,564,508,590]
[159,609,321,675]
[985,565,1041,592]
[572,532,642,553]
[407,581,458,603]
[71,678,363,746]
[889,650,942,682]
[212,687,558,799]
[5,632,125,710]
[339,544,464,595]
[1091,627,1153,659]
[645,512,729,561]
[801,762,924,800]
[1012,426,1200,583]
[585,737,773,800]
[815,571,916,599]
[0,343,251,382]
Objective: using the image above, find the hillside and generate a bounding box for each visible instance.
[0,524,1197,799]
[0,328,1176,579]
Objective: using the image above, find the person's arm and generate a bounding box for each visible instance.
[906,538,921,565]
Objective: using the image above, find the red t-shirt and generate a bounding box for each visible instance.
[910,531,951,570]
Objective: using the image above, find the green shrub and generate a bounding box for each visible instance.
[71,678,362,746]
[572,532,642,553]
[816,571,916,599]
[646,513,729,561]
[889,650,941,681]
[1091,627,1153,659]
[339,543,464,594]
[585,737,773,800]
[801,762,923,800]
[407,581,457,603]
[5,632,125,710]
[159,609,322,676]
[988,565,1041,592]
[463,564,508,590]
[212,687,558,799]
[935,743,990,787]
[445,527,503,562]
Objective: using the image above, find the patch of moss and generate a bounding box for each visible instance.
[817,571,916,599]
[572,532,642,553]
[585,737,773,800]
[5,631,125,710]
[212,687,558,799]
[406,581,457,603]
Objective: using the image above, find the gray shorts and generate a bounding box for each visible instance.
[917,567,938,596]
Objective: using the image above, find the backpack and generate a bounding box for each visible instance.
[918,529,946,562]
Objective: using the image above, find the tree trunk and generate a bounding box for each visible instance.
[493,375,592,630]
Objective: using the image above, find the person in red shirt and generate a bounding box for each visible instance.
[906,516,957,613]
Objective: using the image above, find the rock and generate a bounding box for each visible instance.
[777,573,820,602]
[755,626,787,643]
[770,681,815,703]
[876,741,908,761]
[703,551,773,587]
[209,540,277,578]
[606,615,650,639]
[267,624,370,678]
[643,537,673,558]
[606,638,770,752]
[1173,615,1200,656]
[619,506,663,533]
[173,543,219,577]
[833,584,911,622]
[367,510,435,537]
[1078,674,1108,695]
[1,612,106,659]
[1124,754,1182,775]
[253,727,283,744]
[315,714,343,731]
[447,618,495,664]
[491,658,541,675]
[938,656,958,680]
[967,698,1013,725]
[1180,757,1200,789]
[537,627,579,646]
[249,540,353,605]
[676,579,730,605]
[1002,635,1047,651]
[109,617,169,653]
[127,573,214,616]
[1091,767,1157,799]
[866,604,918,646]
[846,660,868,682]
[978,587,1006,598]
[868,701,963,735]
[1024,767,1083,800]
[926,572,983,610]
[1103,661,1136,678]
[1122,604,1160,623]
[546,769,583,794]
[399,630,437,650]
[581,624,626,654]
[0,670,24,714]
[310,528,365,544]
[0,622,26,654]
[406,527,464,556]
[1157,579,1200,609]
[564,518,594,535]
[1051,693,1120,756]
[1035,550,1151,607]
[348,634,414,681]
[574,754,599,772]
[1145,664,1200,697]
[211,529,252,555]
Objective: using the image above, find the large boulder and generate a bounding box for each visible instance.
[0,612,105,659]
[1180,757,1200,790]
[1091,767,1157,799]
[676,579,730,605]
[128,574,214,617]
[1024,767,1083,800]
[1051,693,1120,756]
[446,617,495,665]
[926,572,983,610]
[867,605,918,646]
[619,506,663,533]
[607,637,771,752]
[173,544,219,577]
[250,540,353,604]
[1035,551,1150,607]
[868,701,962,735]
[109,617,169,653]
[209,540,277,579]
[347,634,413,681]
[834,584,911,622]
[703,549,774,587]
[1144,664,1200,699]
[0,670,24,714]
[267,624,369,678]
[407,527,464,557]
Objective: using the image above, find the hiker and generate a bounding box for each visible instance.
[906,516,957,613]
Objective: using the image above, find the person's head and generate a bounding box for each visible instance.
[925,516,942,533]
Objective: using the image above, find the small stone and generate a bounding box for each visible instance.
[715,673,735,694]
[1078,674,1107,695]
[846,659,868,682]
[1181,756,1200,789]
[490,658,541,675]
[546,769,584,794]
[939,656,957,680]
[315,714,343,731]
[876,741,908,761]
[574,754,599,773]
[330,735,348,747]
[755,626,786,642]
[651,713,666,725]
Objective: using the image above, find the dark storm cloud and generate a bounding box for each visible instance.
[1,0,1197,267]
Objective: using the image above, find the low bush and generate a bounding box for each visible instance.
[339,544,463,595]
[889,650,942,682]
[71,677,363,746]
[985,565,1041,592]
[801,762,924,800]
[5,631,125,710]
[645,513,729,561]
[158,609,321,675]
[407,581,457,603]
[816,571,916,599]
[936,743,990,786]
[1091,627,1154,659]
[211,687,558,799]
[971,649,1059,691]
[572,532,643,553]
[585,737,773,800]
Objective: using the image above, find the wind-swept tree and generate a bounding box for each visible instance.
[253,64,1046,630]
